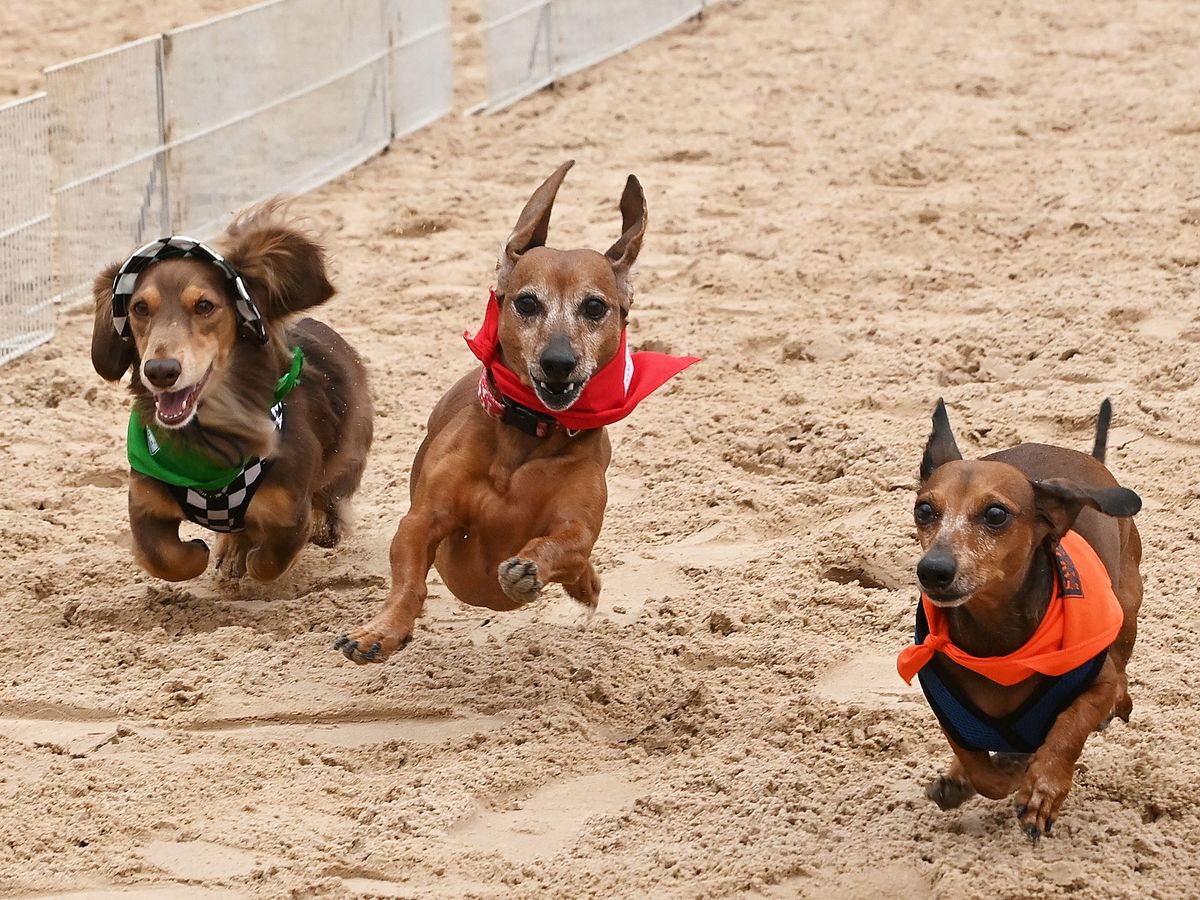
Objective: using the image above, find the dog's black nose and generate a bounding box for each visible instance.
[917,552,957,591]
[540,335,577,380]
[144,358,182,389]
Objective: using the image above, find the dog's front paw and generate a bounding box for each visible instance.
[1014,758,1073,842]
[926,773,976,810]
[498,557,544,605]
[334,616,413,665]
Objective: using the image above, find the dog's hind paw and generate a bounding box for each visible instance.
[214,536,249,579]
[925,774,976,810]
[499,557,544,605]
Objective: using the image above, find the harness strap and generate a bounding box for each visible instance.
[914,602,1108,753]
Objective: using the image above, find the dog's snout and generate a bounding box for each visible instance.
[539,334,577,380]
[144,358,182,389]
[917,551,957,592]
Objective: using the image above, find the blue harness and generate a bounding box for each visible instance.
[913,547,1108,755]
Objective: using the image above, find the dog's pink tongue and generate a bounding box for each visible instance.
[155,388,195,421]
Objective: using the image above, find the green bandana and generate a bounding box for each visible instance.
[127,346,304,490]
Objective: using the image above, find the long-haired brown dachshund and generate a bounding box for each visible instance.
[90,201,373,582]
[335,161,698,662]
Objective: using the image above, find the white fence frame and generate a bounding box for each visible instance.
[0,0,453,368]
[0,93,55,365]
[476,0,708,113]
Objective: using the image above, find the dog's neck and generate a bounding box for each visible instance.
[945,546,1055,658]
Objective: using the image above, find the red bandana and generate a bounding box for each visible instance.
[464,290,700,433]
[896,530,1124,687]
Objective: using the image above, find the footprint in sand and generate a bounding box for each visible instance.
[814,654,922,710]
[449,772,643,862]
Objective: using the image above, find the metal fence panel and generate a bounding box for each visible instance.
[164,0,393,237]
[480,0,704,112]
[387,0,454,137]
[46,37,170,306]
[481,0,555,111]
[552,0,702,77]
[0,94,55,364]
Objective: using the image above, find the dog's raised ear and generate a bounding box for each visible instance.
[920,398,962,482]
[91,262,135,381]
[496,160,574,291]
[605,174,647,311]
[222,218,334,319]
[1032,478,1141,539]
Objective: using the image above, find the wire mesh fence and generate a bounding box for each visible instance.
[46,36,170,308]
[1,0,699,367]
[0,0,454,369]
[0,93,55,365]
[478,0,706,112]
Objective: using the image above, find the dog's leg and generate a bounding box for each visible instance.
[336,509,455,663]
[214,534,250,578]
[131,514,210,582]
[1014,671,1118,841]
[935,733,1024,805]
[564,561,601,609]
[245,523,309,582]
[498,519,599,606]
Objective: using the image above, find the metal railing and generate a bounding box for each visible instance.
[477,0,707,113]
[0,0,453,365]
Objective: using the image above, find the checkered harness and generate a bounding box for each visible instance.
[147,402,285,533]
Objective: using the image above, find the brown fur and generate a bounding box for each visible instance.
[914,399,1143,840]
[90,200,373,582]
[335,161,644,662]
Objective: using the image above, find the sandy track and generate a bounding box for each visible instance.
[2,0,1200,897]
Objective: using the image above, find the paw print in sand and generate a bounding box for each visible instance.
[499,557,543,605]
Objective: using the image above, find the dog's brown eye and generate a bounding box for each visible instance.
[983,504,1010,528]
[914,501,937,525]
[582,297,608,320]
[132,300,150,317]
[514,295,539,317]
[194,299,215,315]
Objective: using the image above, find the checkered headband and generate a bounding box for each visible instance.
[110,236,268,344]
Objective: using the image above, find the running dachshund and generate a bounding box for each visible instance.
[91,200,372,582]
[335,161,697,662]
[898,399,1142,840]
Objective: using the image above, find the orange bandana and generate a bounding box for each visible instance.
[897,531,1123,687]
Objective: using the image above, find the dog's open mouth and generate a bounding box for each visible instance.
[923,588,971,608]
[154,369,211,429]
[532,375,587,411]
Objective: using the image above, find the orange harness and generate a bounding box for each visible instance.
[897,531,1123,687]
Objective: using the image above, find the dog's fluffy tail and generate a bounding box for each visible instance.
[1092,398,1113,462]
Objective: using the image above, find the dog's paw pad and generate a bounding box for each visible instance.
[498,557,544,605]
[925,774,975,810]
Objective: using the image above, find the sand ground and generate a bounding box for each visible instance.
[2,0,1200,897]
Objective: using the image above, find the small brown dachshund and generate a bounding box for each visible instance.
[335,161,697,662]
[899,399,1142,840]
[90,201,372,582]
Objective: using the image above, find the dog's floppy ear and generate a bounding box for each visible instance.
[91,262,135,381]
[605,174,647,311]
[223,220,334,319]
[1032,478,1142,539]
[920,398,962,482]
[496,160,574,291]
